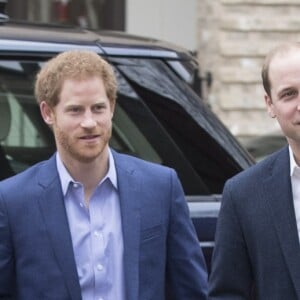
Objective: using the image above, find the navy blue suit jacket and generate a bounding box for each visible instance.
[0,150,207,299]
[209,146,300,299]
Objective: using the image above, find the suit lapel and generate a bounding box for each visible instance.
[37,156,82,300]
[264,147,300,298]
[114,151,140,300]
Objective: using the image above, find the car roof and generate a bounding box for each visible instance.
[0,20,193,60]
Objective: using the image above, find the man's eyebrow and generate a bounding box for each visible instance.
[95,101,108,105]
[277,86,295,97]
[96,97,109,103]
[63,104,83,112]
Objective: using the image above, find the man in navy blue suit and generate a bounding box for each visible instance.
[0,50,208,299]
[209,42,300,299]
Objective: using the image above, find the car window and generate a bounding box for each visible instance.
[113,67,209,194]
[112,58,253,192]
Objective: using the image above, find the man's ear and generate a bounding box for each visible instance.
[40,101,54,125]
[264,94,276,118]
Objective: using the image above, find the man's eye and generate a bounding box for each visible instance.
[285,91,294,97]
[282,90,297,98]
[67,107,81,113]
[94,105,105,112]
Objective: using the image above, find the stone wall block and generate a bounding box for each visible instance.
[219,83,265,109]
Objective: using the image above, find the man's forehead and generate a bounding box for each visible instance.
[270,46,300,66]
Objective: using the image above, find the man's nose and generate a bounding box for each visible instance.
[80,113,97,128]
[297,98,300,111]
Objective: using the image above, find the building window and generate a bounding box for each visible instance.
[7,0,125,30]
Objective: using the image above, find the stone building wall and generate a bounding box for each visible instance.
[197,0,300,141]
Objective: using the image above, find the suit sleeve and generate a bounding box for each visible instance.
[0,189,15,299]
[166,170,208,300]
[208,179,253,299]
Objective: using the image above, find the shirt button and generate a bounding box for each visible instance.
[97,264,104,271]
[94,230,100,237]
[73,183,79,188]
[79,202,84,208]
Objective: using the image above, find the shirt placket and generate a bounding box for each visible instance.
[89,182,111,300]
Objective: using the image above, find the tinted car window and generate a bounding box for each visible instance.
[113,58,252,192]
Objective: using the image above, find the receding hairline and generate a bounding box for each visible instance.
[269,42,300,63]
[262,42,300,97]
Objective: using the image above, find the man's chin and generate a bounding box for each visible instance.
[73,148,107,164]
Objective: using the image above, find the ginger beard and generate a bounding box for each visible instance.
[52,117,112,164]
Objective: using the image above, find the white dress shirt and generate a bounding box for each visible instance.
[56,150,125,300]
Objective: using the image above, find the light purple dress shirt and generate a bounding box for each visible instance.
[56,150,125,300]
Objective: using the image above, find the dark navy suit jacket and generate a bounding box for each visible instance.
[209,146,300,299]
[0,150,207,299]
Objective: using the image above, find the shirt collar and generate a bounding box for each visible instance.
[56,148,118,196]
[289,145,300,177]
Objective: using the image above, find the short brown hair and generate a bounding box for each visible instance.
[35,50,117,107]
[262,42,300,98]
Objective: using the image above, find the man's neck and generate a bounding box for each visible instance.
[61,152,109,191]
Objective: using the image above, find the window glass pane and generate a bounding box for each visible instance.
[114,58,253,193]
[111,104,162,164]
[113,67,208,195]
[4,93,45,147]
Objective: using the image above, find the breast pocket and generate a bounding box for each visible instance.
[141,224,164,243]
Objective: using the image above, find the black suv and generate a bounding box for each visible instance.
[0,10,254,271]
